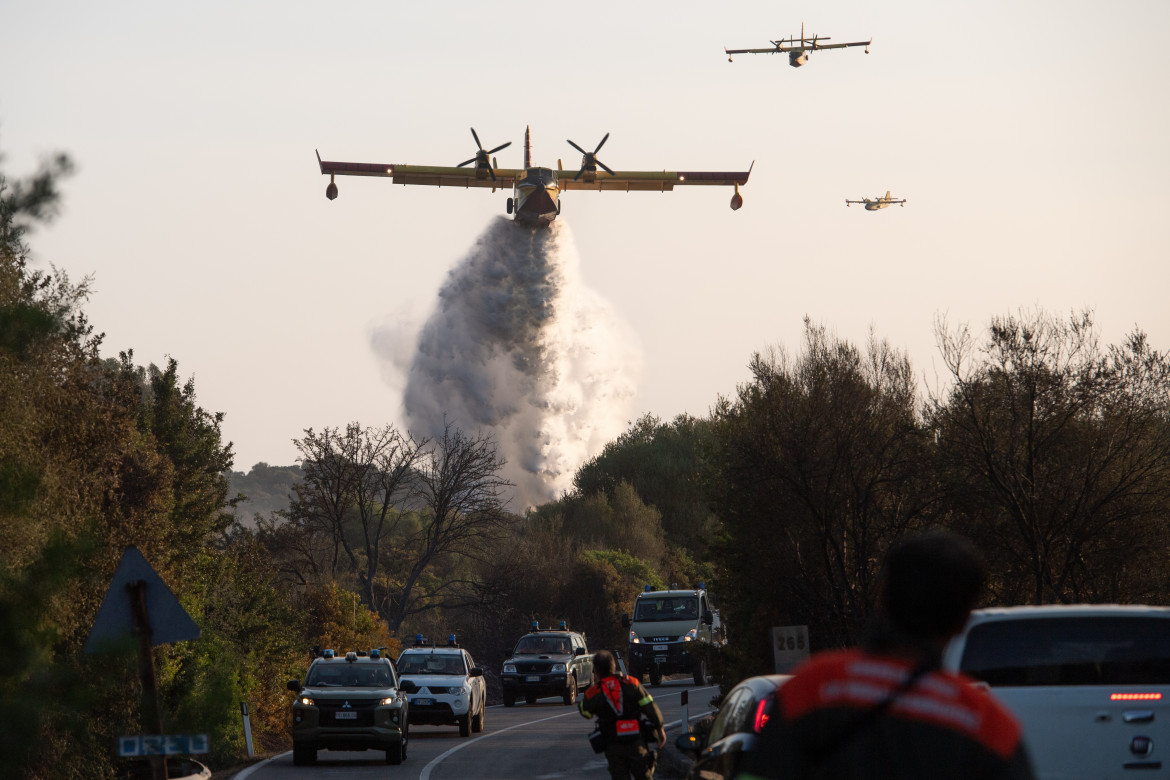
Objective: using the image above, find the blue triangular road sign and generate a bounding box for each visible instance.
[84,547,200,653]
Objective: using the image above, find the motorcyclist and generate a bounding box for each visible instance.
[579,649,666,780]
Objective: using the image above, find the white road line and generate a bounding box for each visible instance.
[419,708,585,780]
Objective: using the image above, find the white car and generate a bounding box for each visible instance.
[943,605,1170,779]
[397,638,486,737]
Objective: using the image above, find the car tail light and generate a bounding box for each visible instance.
[753,698,771,733]
[1111,692,1163,701]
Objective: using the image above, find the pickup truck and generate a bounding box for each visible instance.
[942,605,1170,779]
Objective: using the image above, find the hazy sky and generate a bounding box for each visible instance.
[4,0,1168,475]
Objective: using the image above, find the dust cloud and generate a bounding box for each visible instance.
[371,217,642,509]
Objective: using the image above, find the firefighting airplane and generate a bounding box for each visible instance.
[316,127,752,229]
[846,191,907,210]
[725,23,871,67]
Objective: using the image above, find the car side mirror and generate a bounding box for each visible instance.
[286,679,301,693]
[574,647,586,657]
[675,732,703,754]
[703,612,713,626]
[469,667,484,677]
[399,680,419,694]
[621,613,630,628]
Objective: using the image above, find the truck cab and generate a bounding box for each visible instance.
[623,586,720,686]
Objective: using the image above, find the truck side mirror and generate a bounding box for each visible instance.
[703,612,713,626]
[469,667,484,677]
[621,613,630,628]
[399,680,419,694]
[574,647,586,657]
[286,679,301,692]
[675,732,704,754]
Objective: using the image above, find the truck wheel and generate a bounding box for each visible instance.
[503,692,516,707]
[693,658,708,686]
[628,664,642,683]
[525,694,537,705]
[459,712,472,737]
[386,738,404,765]
[563,675,576,705]
[292,741,317,766]
[649,667,663,686]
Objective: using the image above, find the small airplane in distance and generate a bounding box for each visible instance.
[725,23,871,67]
[846,191,907,210]
[316,127,752,229]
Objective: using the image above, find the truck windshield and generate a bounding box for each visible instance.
[960,616,1170,686]
[634,597,699,622]
[307,663,392,687]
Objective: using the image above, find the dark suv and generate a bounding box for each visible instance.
[501,627,593,706]
[286,649,416,766]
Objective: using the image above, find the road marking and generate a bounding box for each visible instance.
[419,709,585,780]
[423,685,720,778]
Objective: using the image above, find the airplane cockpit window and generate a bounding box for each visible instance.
[524,168,556,186]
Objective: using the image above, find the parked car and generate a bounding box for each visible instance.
[674,674,789,779]
[943,605,1170,779]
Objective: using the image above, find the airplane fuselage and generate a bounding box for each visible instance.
[513,167,560,228]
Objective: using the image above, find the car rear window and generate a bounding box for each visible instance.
[960,616,1170,686]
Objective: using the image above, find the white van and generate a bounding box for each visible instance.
[942,605,1170,779]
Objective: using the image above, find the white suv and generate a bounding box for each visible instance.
[397,637,486,737]
[943,605,1170,779]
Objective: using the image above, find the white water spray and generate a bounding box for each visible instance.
[372,217,642,509]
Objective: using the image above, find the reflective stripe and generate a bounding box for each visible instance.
[638,695,653,706]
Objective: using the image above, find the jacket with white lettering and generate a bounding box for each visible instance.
[739,649,1034,780]
[579,673,664,741]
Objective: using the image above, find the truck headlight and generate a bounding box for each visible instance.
[503,663,516,673]
[552,663,566,673]
[630,629,642,644]
[447,687,465,695]
[683,628,697,642]
[298,695,316,706]
[379,696,396,705]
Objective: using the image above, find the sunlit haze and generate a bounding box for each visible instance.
[4,0,1168,497]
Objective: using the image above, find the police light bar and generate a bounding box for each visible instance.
[532,620,540,630]
[559,620,567,629]
[644,585,652,592]
[370,648,381,658]
[322,649,335,658]
[447,634,458,646]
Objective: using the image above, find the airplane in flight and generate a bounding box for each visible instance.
[845,191,907,210]
[725,23,871,67]
[316,127,752,229]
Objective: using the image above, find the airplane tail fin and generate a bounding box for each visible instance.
[884,189,891,200]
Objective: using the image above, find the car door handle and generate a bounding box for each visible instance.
[1124,711,1155,724]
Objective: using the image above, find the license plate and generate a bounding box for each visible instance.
[413,697,433,706]
[653,644,668,651]
[334,711,357,720]
[526,675,541,682]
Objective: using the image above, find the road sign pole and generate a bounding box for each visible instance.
[129,580,168,780]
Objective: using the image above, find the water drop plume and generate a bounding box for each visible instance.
[384,217,642,509]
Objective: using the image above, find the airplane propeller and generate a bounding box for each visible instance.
[567,133,614,181]
[457,127,511,182]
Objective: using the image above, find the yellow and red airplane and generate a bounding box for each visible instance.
[725,23,871,67]
[316,127,752,229]
[846,191,907,210]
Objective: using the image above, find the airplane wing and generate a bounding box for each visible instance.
[558,167,751,192]
[317,151,522,189]
[810,39,870,51]
[725,44,790,55]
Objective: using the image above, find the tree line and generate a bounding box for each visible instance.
[4,143,1169,777]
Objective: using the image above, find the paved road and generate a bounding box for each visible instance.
[243,677,718,780]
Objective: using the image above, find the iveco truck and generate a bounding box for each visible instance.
[623,586,721,686]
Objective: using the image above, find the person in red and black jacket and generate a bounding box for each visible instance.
[579,649,666,779]
[738,530,1034,780]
